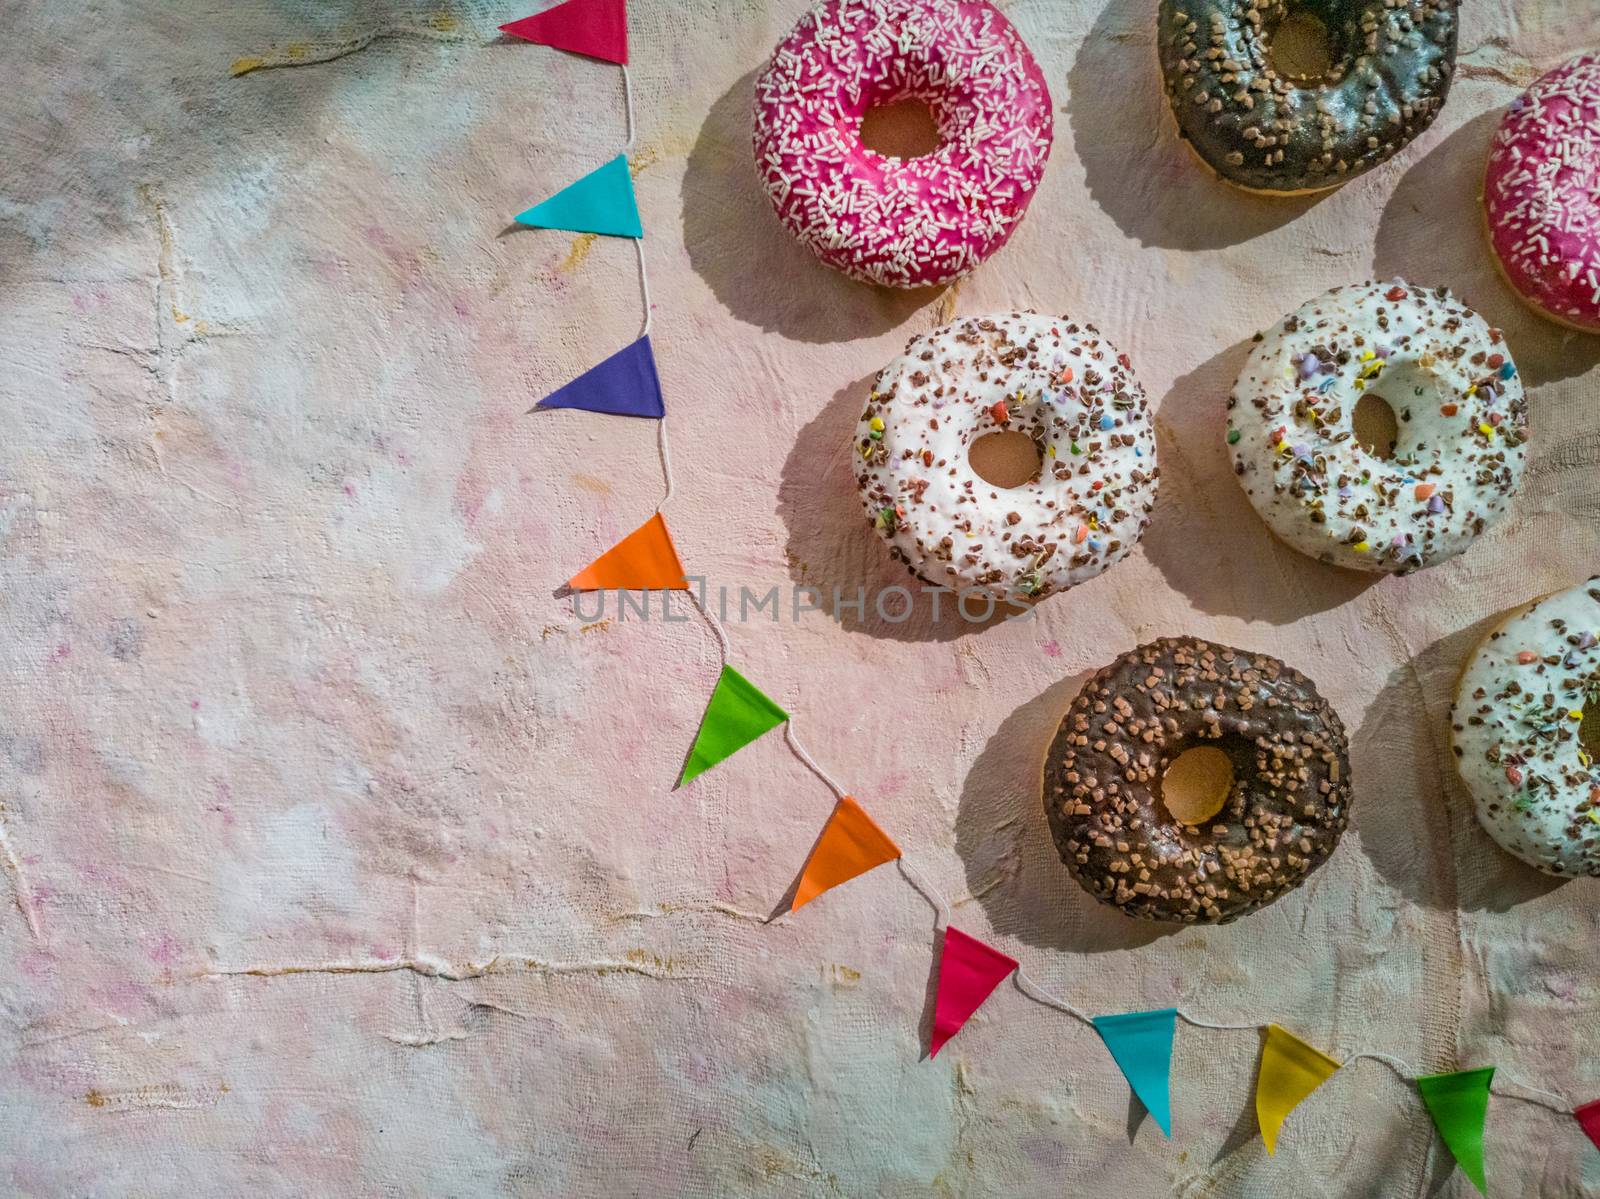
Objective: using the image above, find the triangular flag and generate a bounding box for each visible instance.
[929,926,1016,1058]
[515,155,641,238]
[790,796,901,912]
[500,0,627,64]
[536,335,663,419]
[1093,1008,1178,1136]
[1417,1067,1494,1194]
[1255,1024,1341,1154]
[567,513,686,591]
[677,665,787,786]
[1576,1099,1600,1154]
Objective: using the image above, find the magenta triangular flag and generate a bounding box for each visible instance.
[535,335,663,419]
[929,926,1016,1057]
[1577,1099,1600,1154]
[500,0,627,64]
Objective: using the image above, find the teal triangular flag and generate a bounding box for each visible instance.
[1417,1068,1494,1194]
[678,665,787,787]
[1093,1008,1178,1136]
[515,155,641,238]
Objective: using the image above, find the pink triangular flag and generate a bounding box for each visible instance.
[500,0,627,64]
[929,926,1017,1058]
[1577,1099,1600,1154]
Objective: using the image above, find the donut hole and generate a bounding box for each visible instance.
[1352,392,1401,460]
[859,98,942,160]
[969,430,1043,489]
[1161,746,1235,826]
[1264,9,1339,82]
[1581,700,1600,760]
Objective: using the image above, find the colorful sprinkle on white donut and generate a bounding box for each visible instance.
[1485,52,1600,333]
[1228,280,1527,574]
[1452,578,1600,877]
[855,312,1158,601]
[753,0,1053,288]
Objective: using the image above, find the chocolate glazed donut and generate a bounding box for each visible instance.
[1043,637,1351,923]
[1157,0,1458,195]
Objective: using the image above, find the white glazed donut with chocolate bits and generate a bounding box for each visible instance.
[1451,578,1600,877]
[855,312,1159,601]
[1227,281,1527,574]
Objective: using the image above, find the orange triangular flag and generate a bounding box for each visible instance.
[568,513,687,590]
[790,796,901,912]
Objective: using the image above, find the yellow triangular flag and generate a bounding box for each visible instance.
[1256,1024,1340,1154]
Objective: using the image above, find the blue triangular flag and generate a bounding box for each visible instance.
[536,335,663,419]
[515,155,641,238]
[1093,1008,1178,1136]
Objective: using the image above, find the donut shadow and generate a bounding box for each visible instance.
[1139,338,1380,623]
[1373,108,1600,388]
[952,671,1181,954]
[681,68,946,345]
[1351,615,1569,914]
[775,370,1017,642]
[1066,0,1327,251]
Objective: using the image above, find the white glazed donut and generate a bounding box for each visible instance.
[854,312,1159,601]
[1227,281,1528,574]
[1451,578,1600,877]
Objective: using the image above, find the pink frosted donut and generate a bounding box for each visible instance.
[752,0,1053,289]
[1484,53,1600,333]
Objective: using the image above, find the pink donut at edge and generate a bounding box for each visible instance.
[1484,52,1600,333]
[752,0,1053,289]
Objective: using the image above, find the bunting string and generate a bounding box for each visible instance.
[1178,1009,1266,1033]
[1013,966,1093,1029]
[1345,1053,1573,1119]
[655,411,673,506]
[783,722,849,801]
[1497,1080,1579,1117]
[684,583,729,662]
[622,64,637,153]
[634,235,652,337]
[895,854,951,926]
[508,1,1594,1187]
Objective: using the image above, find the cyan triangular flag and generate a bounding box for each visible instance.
[1093,1008,1178,1136]
[536,335,663,418]
[678,665,787,787]
[515,155,641,238]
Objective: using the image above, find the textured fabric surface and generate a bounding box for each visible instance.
[1,1,1597,1195]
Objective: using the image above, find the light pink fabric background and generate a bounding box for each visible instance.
[1,1,1597,1195]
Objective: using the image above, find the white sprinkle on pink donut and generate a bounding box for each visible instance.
[752,0,1053,289]
[1485,52,1600,333]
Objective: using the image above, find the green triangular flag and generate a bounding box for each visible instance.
[677,665,788,786]
[1417,1067,1494,1194]
[514,155,642,238]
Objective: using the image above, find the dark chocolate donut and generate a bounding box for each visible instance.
[1043,637,1351,923]
[1156,0,1458,194]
